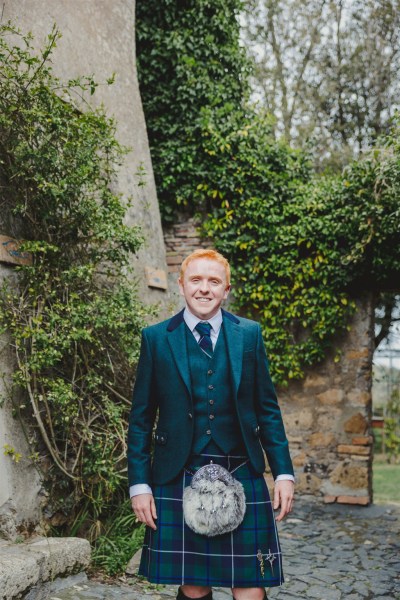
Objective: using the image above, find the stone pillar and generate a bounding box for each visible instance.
[278,295,374,505]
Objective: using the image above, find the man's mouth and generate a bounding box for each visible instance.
[196,297,212,302]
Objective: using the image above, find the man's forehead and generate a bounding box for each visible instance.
[184,258,226,278]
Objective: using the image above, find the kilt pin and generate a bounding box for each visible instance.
[128,307,293,589]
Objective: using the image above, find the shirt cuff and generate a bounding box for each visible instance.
[275,474,295,483]
[129,484,153,498]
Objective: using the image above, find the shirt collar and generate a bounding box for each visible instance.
[183,307,223,333]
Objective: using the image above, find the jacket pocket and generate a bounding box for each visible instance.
[154,430,168,445]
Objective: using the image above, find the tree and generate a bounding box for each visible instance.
[242,0,400,170]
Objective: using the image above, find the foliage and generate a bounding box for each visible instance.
[201,115,400,383]
[137,0,400,384]
[242,0,400,171]
[91,499,145,575]
[136,0,251,222]
[384,390,400,464]
[0,24,154,529]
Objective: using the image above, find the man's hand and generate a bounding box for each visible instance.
[131,493,157,530]
[273,480,294,522]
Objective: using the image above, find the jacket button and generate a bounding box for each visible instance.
[209,399,214,405]
[208,384,214,390]
[160,437,165,442]
[206,429,211,435]
[209,414,215,420]
[207,369,213,375]
[188,412,193,419]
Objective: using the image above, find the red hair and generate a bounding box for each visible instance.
[180,249,231,285]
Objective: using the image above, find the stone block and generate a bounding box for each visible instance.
[323,495,337,503]
[346,349,369,360]
[0,537,90,599]
[317,389,344,405]
[348,390,371,406]
[308,432,336,448]
[352,435,373,445]
[166,255,183,265]
[292,451,307,467]
[296,473,322,495]
[336,495,370,505]
[317,409,342,430]
[125,548,142,575]
[284,409,314,430]
[344,413,368,434]
[330,464,369,488]
[337,444,370,455]
[303,375,326,388]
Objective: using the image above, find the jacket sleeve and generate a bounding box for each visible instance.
[254,324,294,479]
[127,329,158,487]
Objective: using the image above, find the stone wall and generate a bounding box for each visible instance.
[163,216,375,504]
[0,0,170,537]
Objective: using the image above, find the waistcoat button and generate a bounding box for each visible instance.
[188,412,193,419]
[208,384,214,390]
[207,369,213,375]
[206,429,211,435]
[209,414,215,420]
[209,399,214,405]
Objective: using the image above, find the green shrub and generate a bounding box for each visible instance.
[0,23,155,531]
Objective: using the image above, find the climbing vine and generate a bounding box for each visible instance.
[0,24,153,531]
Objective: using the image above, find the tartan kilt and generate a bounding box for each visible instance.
[138,449,284,588]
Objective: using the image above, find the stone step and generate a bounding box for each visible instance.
[0,537,91,600]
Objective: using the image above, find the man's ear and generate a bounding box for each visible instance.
[223,285,231,300]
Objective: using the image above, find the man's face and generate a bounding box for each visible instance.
[178,258,230,320]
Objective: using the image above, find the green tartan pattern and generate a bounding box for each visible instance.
[138,450,283,588]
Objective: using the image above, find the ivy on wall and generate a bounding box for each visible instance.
[0,24,153,531]
[201,112,400,382]
[137,1,400,385]
[136,0,251,223]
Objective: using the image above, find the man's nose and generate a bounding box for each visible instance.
[199,279,210,293]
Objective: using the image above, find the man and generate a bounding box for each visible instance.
[128,249,294,600]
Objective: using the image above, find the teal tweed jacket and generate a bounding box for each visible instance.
[127,309,293,486]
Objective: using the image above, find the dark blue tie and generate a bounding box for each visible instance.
[195,322,213,358]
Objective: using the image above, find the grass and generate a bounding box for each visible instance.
[91,499,145,576]
[373,456,400,504]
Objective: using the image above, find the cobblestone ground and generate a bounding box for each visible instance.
[51,501,400,600]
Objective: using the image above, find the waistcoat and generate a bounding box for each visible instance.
[185,323,244,454]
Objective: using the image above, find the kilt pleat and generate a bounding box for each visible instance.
[138,450,284,588]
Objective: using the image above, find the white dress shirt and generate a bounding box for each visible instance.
[129,307,294,498]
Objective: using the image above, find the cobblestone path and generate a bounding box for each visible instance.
[51,501,400,600]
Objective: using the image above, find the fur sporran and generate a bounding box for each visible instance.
[183,462,247,537]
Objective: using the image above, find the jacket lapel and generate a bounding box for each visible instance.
[167,310,192,398]
[222,311,243,397]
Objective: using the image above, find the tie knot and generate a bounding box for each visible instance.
[195,321,212,336]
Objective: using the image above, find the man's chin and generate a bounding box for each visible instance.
[189,302,220,320]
